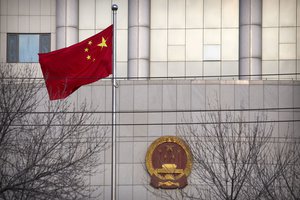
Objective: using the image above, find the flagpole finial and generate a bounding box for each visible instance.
[112,4,118,11]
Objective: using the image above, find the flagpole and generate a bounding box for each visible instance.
[111,4,118,200]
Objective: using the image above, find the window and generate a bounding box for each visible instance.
[7,34,50,63]
[203,44,221,61]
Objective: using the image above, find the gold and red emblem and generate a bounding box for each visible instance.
[146,136,193,189]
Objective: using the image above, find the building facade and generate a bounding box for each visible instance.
[0,0,300,199]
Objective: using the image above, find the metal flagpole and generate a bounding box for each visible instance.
[111,4,118,200]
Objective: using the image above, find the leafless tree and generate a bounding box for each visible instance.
[149,109,299,200]
[0,65,109,200]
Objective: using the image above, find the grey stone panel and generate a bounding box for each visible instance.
[134,83,148,110]
[234,84,249,109]
[119,142,133,163]
[133,141,147,163]
[191,83,206,109]
[133,185,147,200]
[220,83,235,109]
[148,83,163,110]
[177,83,191,110]
[133,163,147,185]
[118,186,133,200]
[205,83,220,108]
[162,83,177,110]
[264,83,279,108]
[72,79,300,200]
[119,83,134,111]
[249,83,264,108]
[118,164,133,185]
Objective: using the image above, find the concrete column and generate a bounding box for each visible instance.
[56,0,79,49]
[128,0,150,79]
[239,0,262,80]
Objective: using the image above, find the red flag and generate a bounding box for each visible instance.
[39,25,113,100]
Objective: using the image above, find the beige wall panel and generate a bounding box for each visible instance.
[51,15,56,32]
[41,16,51,32]
[263,0,279,27]
[30,0,41,15]
[1,16,7,32]
[117,29,128,62]
[1,0,8,15]
[262,28,279,60]
[186,0,203,28]
[168,62,185,77]
[204,29,220,44]
[168,45,185,61]
[79,0,95,29]
[204,0,221,28]
[280,27,296,43]
[50,0,55,15]
[7,0,18,15]
[168,29,185,45]
[0,33,6,62]
[151,0,167,28]
[150,62,168,77]
[298,0,300,26]
[221,61,239,79]
[262,60,279,79]
[280,0,296,26]
[186,29,203,61]
[186,61,203,76]
[7,16,18,32]
[150,30,167,61]
[116,62,127,78]
[19,0,30,15]
[222,0,238,28]
[95,0,111,29]
[279,60,297,79]
[280,44,296,60]
[222,29,238,60]
[18,16,30,32]
[203,61,220,77]
[168,0,185,28]
[41,0,51,15]
[297,27,300,59]
[30,16,41,32]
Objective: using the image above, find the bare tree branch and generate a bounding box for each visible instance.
[0,64,109,200]
[152,105,299,200]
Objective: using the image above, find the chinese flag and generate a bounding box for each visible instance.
[39,25,113,100]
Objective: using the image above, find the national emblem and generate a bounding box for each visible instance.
[145,136,193,189]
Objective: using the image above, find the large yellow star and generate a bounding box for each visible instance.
[97,37,107,49]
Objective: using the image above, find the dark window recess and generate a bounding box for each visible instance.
[7,34,18,63]
[7,33,51,63]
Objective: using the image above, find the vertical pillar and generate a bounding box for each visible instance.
[56,0,79,49]
[239,0,262,80]
[128,0,150,79]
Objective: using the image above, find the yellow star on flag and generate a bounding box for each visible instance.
[86,55,91,60]
[97,37,107,49]
[88,41,92,45]
[84,48,89,52]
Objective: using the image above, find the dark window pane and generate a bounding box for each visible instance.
[40,34,51,53]
[19,34,39,62]
[7,34,18,63]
